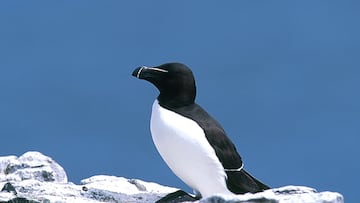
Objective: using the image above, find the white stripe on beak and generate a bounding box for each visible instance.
[136,66,147,78]
[147,67,169,73]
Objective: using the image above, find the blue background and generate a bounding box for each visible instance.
[1,1,358,202]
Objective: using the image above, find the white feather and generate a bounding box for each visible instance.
[150,100,233,198]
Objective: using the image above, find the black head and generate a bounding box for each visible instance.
[132,63,196,108]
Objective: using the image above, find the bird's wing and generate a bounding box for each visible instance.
[171,103,270,194]
[171,103,243,169]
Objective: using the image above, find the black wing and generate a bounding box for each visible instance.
[170,103,269,194]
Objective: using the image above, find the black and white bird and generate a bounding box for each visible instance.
[132,63,269,201]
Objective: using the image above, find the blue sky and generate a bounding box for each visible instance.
[1,1,359,202]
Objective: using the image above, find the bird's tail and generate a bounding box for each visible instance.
[226,169,270,194]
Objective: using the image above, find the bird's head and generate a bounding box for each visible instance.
[132,62,197,108]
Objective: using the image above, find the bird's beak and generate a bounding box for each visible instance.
[132,66,168,79]
[132,66,148,79]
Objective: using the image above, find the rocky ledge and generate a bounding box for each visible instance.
[0,151,343,203]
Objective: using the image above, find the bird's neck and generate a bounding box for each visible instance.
[157,92,195,109]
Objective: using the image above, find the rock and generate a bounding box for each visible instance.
[0,156,17,182]
[197,186,344,203]
[0,151,344,203]
[0,176,178,203]
[0,197,39,203]
[1,182,17,195]
[80,175,178,202]
[0,151,67,183]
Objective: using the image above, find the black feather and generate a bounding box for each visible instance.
[162,103,269,194]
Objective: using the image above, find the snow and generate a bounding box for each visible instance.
[0,151,344,203]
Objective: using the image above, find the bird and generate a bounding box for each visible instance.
[132,62,269,201]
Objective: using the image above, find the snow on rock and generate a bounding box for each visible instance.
[0,151,344,203]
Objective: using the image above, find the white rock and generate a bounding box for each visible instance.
[0,155,17,182]
[0,151,67,183]
[0,175,178,203]
[0,151,344,203]
[0,191,16,202]
[80,175,177,195]
[79,175,179,203]
[197,186,344,203]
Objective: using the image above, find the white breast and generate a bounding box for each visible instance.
[150,100,233,198]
